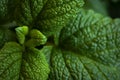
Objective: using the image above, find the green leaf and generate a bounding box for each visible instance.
[1,0,120,80]
[25,29,47,47]
[15,26,29,45]
[0,29,16,48]
[0,42,50,80]
[59,9,120,65]
[50,9,120,79]
[14,0,84,36]
[14,0,48,25]
[35,0,84,36]
[0,0,18,24]
[0,42,22,80]
[42,46,120,80]
[20,47,50,80]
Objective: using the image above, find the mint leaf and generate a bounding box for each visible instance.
[0,0,17,24]
[35,0,84,36]
[42,46,120,80]
[14,0,48,25]
[0,29,16,48]
[0,0,120,80]
[0,42,22,80]
[0,42,50,80]
[25,29,47,47]
[14,0,84,36]
[15,26,29,44]
[59,9,120,65]
[20,47,50,80]
[54,9,120,79]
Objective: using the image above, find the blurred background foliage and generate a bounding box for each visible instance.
[84,0,120,18]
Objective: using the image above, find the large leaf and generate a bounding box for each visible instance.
[49,9,120,79]
[59,9,120,65]
[35,0,84,36]
[42,46,120,80]
[14,0,84,36]
[0,42,50,80]
[0,42,22,80]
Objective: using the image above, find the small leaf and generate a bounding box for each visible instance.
[15,26,29,44]
[25,29,47,47]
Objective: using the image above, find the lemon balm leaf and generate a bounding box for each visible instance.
[0,42,50,80]
[15,26,29,44]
